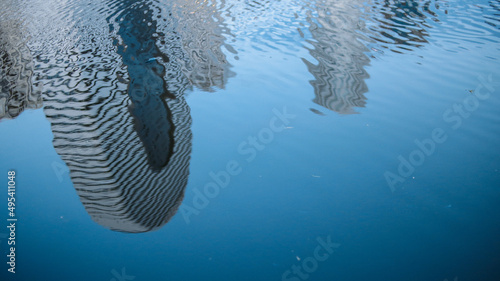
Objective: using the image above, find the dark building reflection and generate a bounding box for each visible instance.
[303,0,441,114]
[0,19,42,119]
[367,0,441,52]
[36,0,233,233]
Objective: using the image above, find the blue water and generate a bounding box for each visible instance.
[1,0,500,280]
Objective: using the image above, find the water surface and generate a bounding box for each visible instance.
[1,0,499,280]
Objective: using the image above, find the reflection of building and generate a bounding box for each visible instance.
[50,95,192,233]
[303,0,371,114]
[303,0,441,114]
[44,2,195,233]
[367,0,440,53]
[156,0,235,93]
[0,19,42,119]
[20,0,234,232]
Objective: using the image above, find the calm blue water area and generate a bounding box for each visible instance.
[1,0,500,280]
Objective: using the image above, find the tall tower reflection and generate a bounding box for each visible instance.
[41,0,233,233]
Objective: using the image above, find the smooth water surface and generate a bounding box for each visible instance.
[1,0,500,280]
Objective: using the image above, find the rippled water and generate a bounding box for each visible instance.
[1,0,500,280]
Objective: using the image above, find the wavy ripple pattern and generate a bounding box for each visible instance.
[302,0,371,114]
[2,0,233,232]
[153,0,236,93]
[1,0,498,231]
[365,0,442,53]
[302,0,499,113]
[0,14,42,119]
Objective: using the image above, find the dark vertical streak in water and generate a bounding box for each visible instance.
[111,1,174,169]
